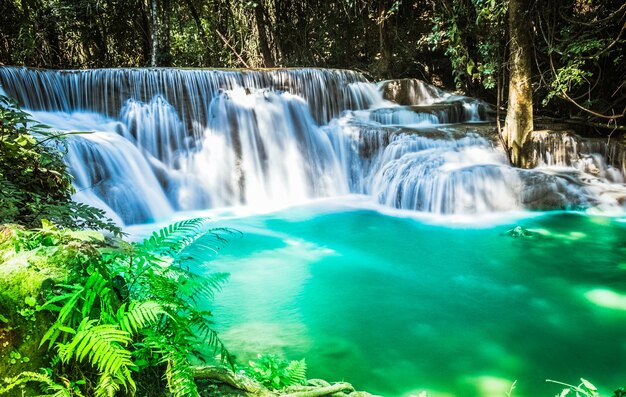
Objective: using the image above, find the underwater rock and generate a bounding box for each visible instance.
[505,226,535,238]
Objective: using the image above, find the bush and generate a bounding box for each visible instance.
[0,219,234,397]
[245,354,307,390]
[0,95,119,234]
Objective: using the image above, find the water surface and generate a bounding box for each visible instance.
[180,201,626,397]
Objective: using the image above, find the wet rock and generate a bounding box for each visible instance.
[505,226,536,238]
[519,170,590,210]
[528,130,626,181]
[380,79,444,106]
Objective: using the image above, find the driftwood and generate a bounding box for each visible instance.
[280,382,354,397]
[193,366,359,397]
[193,366,267,394]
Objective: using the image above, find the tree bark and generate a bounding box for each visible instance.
[159,0,172,66]
[255,1,275,68]
[503,0,534,167]
[376,0,392,78]
[150,0,158,67]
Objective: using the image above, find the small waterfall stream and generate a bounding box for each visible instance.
[1,67,624,225]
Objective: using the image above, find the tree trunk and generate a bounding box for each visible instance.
[503,0,534,167]
[255,1,275,68]
[159,0,172,66]
[376,0,392,78]
[150,0,158,67]
[138,0,152,65]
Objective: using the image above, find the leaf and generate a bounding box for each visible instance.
[285,359,307,386]
[58,326,77,334]
[24,296,37,307]
[580,379,598,394]
[117,301,165,334]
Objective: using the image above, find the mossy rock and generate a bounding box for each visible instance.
[0,227,68,396]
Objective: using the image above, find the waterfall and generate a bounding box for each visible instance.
[1,66,624,224]
[0,67,374,125]
[183,88,347,208]
[529,131,625,182]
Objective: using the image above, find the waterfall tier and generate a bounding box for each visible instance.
[1,66,623,225]
[0,67,375,125]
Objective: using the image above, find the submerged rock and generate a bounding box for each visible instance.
[505,226,536,238]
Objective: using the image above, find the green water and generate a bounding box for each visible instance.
[184,201,626,397]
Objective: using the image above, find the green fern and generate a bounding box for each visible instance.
[40,271,114,349]
[178,271,229,303]
[94,373,121,397]
[246,355,307,389]
[139,218,207,257]
[0,370,80,397]
[286,359,307,386]
[29,217,235,397]
[56,318,136,396]
[116,301,165,334]
[162,347,200,397]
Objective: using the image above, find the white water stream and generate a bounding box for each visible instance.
[1,67,624,225]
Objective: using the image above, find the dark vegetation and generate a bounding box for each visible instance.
[0,0,623,125]
[0,96,120,234]
[0,0,623,166]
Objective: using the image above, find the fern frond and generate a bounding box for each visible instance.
[176,271,229,304]
[94,373,120,397]
[189,314,234,368]
[0,371,73,397]
[40,287,84,348]
[161,347,200,397]
[58,318,133,376]
[175,227,240,264]
[285,359,307,386]
[94,370,135,397]
[116,301,165,335]
[82,271,110,318]
[139,218,207,257]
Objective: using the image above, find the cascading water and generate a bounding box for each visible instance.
[3,66,626,397]
[0,66,624,225]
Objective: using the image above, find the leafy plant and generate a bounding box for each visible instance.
[0,95,120,235]
[0,370,84,397]
[245,354,307,390]
[548,378,600,397]
[2,217,234,397]
[427,0,508,91]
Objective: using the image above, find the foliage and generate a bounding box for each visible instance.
[0,370,84,397]
[0,0,623,123]
[535,0,626,121]
[427,0,625,123]
[0,218,234,397]
[548,378,600,397]
[0,0,439,78]
[548,378,626,397]
[245,354,307,390]
[0,95,121,235]
[427,0,508,91]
